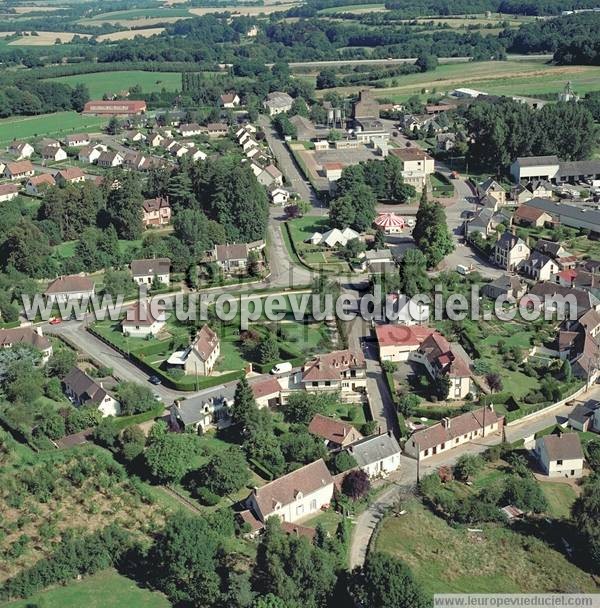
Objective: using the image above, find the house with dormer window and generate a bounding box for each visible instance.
[246,459,334,523]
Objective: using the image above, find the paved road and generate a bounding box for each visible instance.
[267,208,314,288]
[258,115,325,213]
[46,320,186,402]
[435,163,505,279]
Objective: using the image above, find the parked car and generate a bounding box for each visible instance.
[49,317,62,325]
[148,375,162,385]
[271,362,292,375]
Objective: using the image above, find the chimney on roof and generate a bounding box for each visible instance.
[441,417,451,429]
[35,326,43,337]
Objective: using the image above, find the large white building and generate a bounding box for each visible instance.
[511,155,600,184]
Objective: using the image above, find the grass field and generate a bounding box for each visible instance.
[189,2,299,15]
[88,7,191,20]
[0,111,107,145]
[318,3,386,14]
[6,569,171,608]
[317,59,600,102]
[46,70,181,98]
[540,481,578,520]
[375,500,599,595]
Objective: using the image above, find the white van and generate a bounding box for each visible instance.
[456,264,472,276]
[270,362,293,375]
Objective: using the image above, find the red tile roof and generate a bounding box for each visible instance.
[308,413,363,444]
[191,324,219,361]
[410,406,501,451]
[375,324,435,347]
[45,275,94,295]
[302,349,365,382]
[249,375,281,400]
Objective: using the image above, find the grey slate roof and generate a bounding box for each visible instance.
[526,198,600,229]
[515,156,559,167]
[172,383,236,426]
[557,160,600,178]
[347,432,401,467]
[539,433,584,461]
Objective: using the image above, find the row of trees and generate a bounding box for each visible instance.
[462,98,597,173]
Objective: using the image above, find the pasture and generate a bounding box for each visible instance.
[315,59,600,102]
[6,569,170,608]
[46,70,181,98]
[0,111,107,145]
[375,499,599,595]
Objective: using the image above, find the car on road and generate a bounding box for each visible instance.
[49,317,62,325]
[148,375,162,385]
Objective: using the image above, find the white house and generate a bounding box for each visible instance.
[269,186,290,205]
[78,144,107,164]
[130,258,170,286]
[41,145,67,162]
[25,174,55,195]
[376,324,472,400]
[62,367,120,417]
[0,326,53,364]
[220,93,240,108]
[44,275,95,304]
[301,349,367,396]
[0,183,20,202]
[4,160,34,180]
[179,123,203,137]
[535,433,585,478]
[96,151,124,168]
[168,384,236,432]
[263,91,293,116]
[246,459,334,523]
[8,141,34,160]
[167,324,220,376]
[345,432,402,478]
[121,301,166,338]
[64,133,91,148]
[405,406,502,461]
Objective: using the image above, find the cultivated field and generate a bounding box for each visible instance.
[318,2,387,13]
[375,500,599,594]
[189,2,299,15]
[0,111,107,145]
[46,70,181,98]
[96,27,165,41]
[8,31,90,45]
[315,59,600,101]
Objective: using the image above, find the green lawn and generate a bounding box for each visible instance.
[53,238,143,260]
[46,71,182,98]
[5,569,171,608]
[286,216,351,273]
[540,482,578,520]
[375,499,598,595]
[0,111,108,145]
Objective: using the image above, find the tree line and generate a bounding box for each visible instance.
[461,97,597,173]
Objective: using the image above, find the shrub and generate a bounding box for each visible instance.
[196,487,220,506]
[342,469,370,501]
